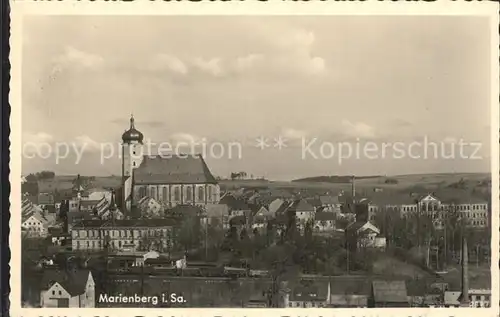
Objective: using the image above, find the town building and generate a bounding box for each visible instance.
[71,218,179,252]
[346,221,386,251]
[288,199,315,223]
[39,269,95,308]
[371,280,409,307]
[22,210,49,238]
[284,280,330,308]
[120,115,220,214]
[313,212,336,232]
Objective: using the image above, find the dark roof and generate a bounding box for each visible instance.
[40,269,91,296]
[276,201,292,214]
[133,154,217,185]
[289,199,314,212]
[372,280,408,303]
[319,195,340,205]
[229,215,247,226]
[290,281,329,302]
[122,115,144,144]
[72,218,180,229]
[67,211,96,224]
[329,277,371,295]
[307,198,322,208]
[169,205,204,217]
[314,212,336,221]
[220,195,251,211]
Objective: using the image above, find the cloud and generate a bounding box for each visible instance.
[169,132,201,144]
[147,54,188,75]
[53,46,104,71]
[74,135,102,152]
[281,128,307,140]
[340,119,376,139]
[23,132,54,144]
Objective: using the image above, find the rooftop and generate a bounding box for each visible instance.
[133,154,217,185]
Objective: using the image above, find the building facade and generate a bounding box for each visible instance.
[121,115,221,214]
[71,219,179,252]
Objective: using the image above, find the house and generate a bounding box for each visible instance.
[38,193,55,209]
[313,212,336,232]
[329,277,371,307]
[288,199,315,223]
[371,280,409,307]
[67,211,97,232]
[22,211,49,238]
[284,280,330,308]
[445,289,491,308]
[137,196,163,218]
[220,195,251,217]
[268,198,286,214]
[40,269,95,308]
[205,203,230,228]
[71,218,180,252]
[346,221,386,250]
[319,195,342,213]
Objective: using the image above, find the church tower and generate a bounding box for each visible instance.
[121,114,144,213]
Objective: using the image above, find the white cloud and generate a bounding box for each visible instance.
[234,54,264,72]
[169,132,201,144]
[53,46,104,70]
[74,135,101,151]
[282,128,307,140]
[341,119,376,139]
[192,57,224,77]
[149,54,188,75]
[23,132,54,144]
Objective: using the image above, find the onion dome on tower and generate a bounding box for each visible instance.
[122,114,144,144]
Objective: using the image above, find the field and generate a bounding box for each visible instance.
[36,172,490,195]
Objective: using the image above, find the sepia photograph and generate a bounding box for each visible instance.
[10,4,499,312]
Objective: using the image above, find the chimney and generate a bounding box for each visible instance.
[459,236,470,307]
[351,175,356,200]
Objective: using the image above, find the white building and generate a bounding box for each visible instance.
[40,270,95,308]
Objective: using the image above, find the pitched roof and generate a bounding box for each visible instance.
[38,193,55,205]
[72,218,180,229]
[133,154,217,185]
[229,215,247,226]
[220,195,250,211]
[22,210,48,224]
[314,212,336,221]
[289,199,315,212]
[67,211,96,224]
[346,221,380,235]
[307,198,322,208]
[169,205,204,217]
[206,204,229,218]
[444,291,461,306]
[372,280,408,303]
[329,277,371,295]
[319,195,340,205]
[40,269,91,296]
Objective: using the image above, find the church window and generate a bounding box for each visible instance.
[174,187,181,201]
[207,186,212,201]
[186,186,193,202]
[162,187,168,202]
[198,187,205,202]
[139,187,146,198]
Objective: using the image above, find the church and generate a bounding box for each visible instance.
[121,115,221,213]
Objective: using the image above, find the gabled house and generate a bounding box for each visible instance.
[220,194,251,217]
[346,221,386,251]
[284,280,330,308]
[288,199,315,223]
[371,280,409,307]
[313,212,336,232]
[137,196,163,218]
[319,195,342,213]
[22,211,49,238]
[39,269,95,308]
[268,198,286,214]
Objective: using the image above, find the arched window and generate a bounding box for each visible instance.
[139,187,146,199]
[162,187,168,202]
[186,186,193,202]
[174,187,181,202]
[151,187,157,200]
[198,186,205,202]
[207,186,212,202]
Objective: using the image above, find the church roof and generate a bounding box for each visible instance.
[134,154,217,185]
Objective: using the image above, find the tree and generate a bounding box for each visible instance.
[178,216,201,252]
[25,173,38,182]
[34,171,55,180]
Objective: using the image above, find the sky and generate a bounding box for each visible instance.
[21,15,492,180]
